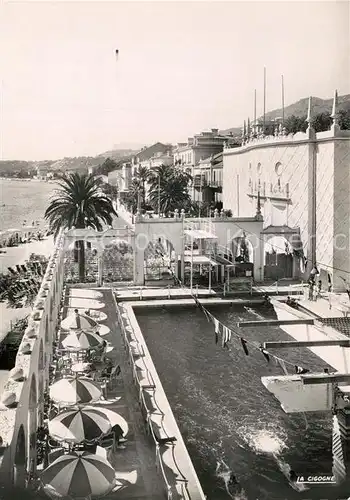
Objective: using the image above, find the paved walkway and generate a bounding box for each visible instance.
[64,288,165,500]
[298,293,350,319]
[115,287,217,301]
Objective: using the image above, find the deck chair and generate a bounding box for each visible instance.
[96,446,108,460]
[99,432,116,454]
[107,364,121,388]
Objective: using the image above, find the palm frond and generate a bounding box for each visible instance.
[44,173,117,236]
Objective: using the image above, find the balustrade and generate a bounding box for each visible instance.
[248,181,290,199]
[116,305,194,500]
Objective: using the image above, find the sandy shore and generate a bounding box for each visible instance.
[0,236,54,338]
[0,236,54,275]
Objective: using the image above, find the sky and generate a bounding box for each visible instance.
[0,0,349,161]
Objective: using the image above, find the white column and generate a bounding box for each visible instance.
[97,251,103,287]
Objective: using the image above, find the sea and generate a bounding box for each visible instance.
[0,178,56,232]
[136,304,350,500]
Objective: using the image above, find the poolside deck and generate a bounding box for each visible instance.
[63,288,166,500]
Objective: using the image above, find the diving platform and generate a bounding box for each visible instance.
[263,339,350,348]
[237,318,314,327]
[259,297,350,485]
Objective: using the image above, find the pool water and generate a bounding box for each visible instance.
[136,303,349,500]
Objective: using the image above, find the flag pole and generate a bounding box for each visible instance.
[254,89,257,129]
[282,74,285,124]
[263,67,266,133]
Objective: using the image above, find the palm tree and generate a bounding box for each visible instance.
[148,164,192,215]
[124,179,142,214]
[44,173,117,281]
[134,166,151,208]
[123,166,151,214]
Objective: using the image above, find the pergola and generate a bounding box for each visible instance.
[183,219,218,292]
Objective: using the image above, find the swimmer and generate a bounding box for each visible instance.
[289,469,297,482]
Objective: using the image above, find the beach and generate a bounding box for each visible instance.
[0,236,54,275]
[0,236,54,338]
[0,179,56,335]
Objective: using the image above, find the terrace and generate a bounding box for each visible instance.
[47,287,167,500]
[37,286,205,499]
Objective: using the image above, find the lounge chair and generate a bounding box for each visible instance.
[99,432,116,455]
[95,446,107,460]
[106,364,121,388]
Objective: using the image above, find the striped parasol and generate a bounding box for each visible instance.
[98,324,110,337]
[41,452,116,498]
[85,405,129,436]
[62,330,103,350]
[48,407,111,443]
[49,377,102,405]
[61,309,99,332]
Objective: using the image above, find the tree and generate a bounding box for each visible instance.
[94,157,118,176]
[284,109,350,135]
[339,108,350,129]
[122,166,152,214]
[148,164,192,214]
[100,182,118,201]
[124,179,142,214]
[312,112,332,132]
[44,173,117,282]
[134,166,151,208]
[284,115,308,134]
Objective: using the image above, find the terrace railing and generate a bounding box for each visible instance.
[116,305,193,500]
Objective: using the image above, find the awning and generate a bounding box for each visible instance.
[184,255,218,266]
[261,225,303,253]
[184,229,217,240]
[214,255,234,266]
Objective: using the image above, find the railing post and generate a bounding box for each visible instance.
[146,410,151,435]
[140,287,143,300]
[276,280,278,295]
[223,283,226,297]
[196,284,199,297]
[155,444,160,472]
[168,285,171,299]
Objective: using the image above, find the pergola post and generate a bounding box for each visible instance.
[97,250,103,287]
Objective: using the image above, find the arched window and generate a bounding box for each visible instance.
[257,163,262,175]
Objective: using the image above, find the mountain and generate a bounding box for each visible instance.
[97,148,138,161]
[220,93,350,136]
[48,156,101,172]
[0,148,139,177]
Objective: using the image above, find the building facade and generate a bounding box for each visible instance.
[108,162,132,195]
[192,152,223,205]
[131,142,172,175]
[173,129,228,168]
[222,93,350,288]
[173,129,235,200]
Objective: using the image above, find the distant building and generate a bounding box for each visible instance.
[132,142,172,174]
[141,150,174,170]
[173,129,236,200]
[108,162,132,202]
[192,152,223,205]
[35,165,53,181]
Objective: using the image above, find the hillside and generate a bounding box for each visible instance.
[220,93,350,136]
[0,149,138,178]
[97,148,138,161]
